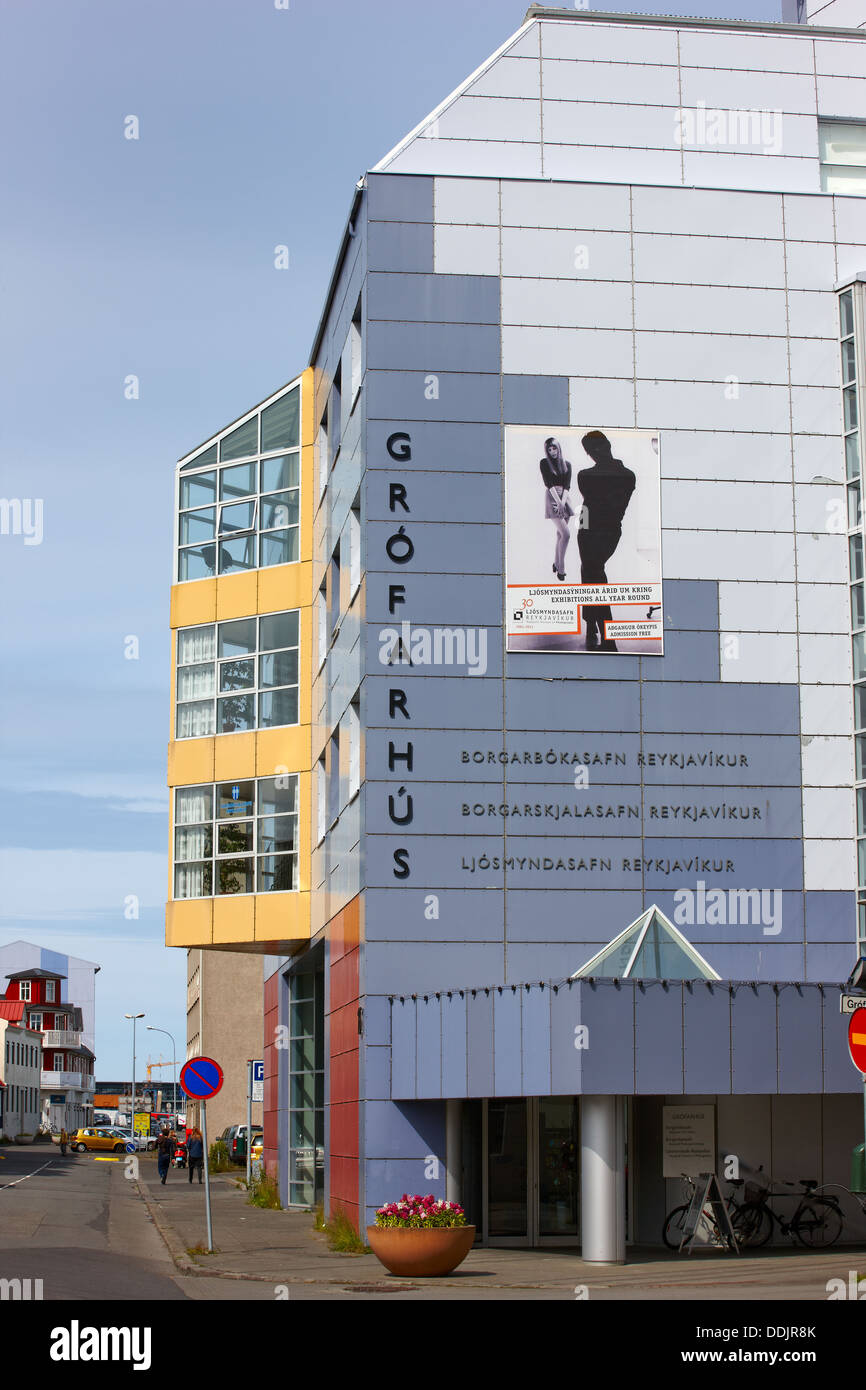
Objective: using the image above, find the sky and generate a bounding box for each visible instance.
[0,0,784,1075]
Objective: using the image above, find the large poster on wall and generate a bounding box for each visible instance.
[505,426,663,655]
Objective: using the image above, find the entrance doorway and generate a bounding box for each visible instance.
[482,1097,580,1245]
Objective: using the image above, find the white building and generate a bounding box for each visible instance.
[0,1019,43,1140]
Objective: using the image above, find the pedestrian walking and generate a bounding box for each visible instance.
[186,1126,204,1184]
[156,1125,176,1184]
[59,1127,68,1157]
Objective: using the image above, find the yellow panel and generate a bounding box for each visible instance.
[212,896,255,945]
[255,725,310,778]
[254,891,311,947]
[213,732,257,781]
[170,580,217,629]
[216,570,259,621]
[166,899,213,948]
[296,770,311,892]
[257,562,312,615]
[301,367,315,448]
[298,614,313,724]
[168,631,177,743]
[168,738,215,788]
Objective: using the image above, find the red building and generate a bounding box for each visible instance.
[2,968,95,1131]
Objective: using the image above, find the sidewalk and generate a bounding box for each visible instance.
[134,1154,866,1299]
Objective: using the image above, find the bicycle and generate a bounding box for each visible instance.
[730,1176,844,1249]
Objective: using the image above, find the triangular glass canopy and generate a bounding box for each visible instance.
[570,905,721,982]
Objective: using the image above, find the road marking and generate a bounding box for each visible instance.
[93,1156,123,1163]
[0,1159,54,1190]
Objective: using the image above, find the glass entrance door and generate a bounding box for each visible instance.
[483,1097,580,1245]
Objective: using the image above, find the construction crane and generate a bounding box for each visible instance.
[147,1059,178,1109]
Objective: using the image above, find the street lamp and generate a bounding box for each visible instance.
[147,1026,177,1116]
[124,1013,145,1128]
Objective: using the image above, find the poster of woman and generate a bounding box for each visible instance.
[505,426,663,656]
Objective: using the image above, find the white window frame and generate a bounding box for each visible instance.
[349,503,361,600]
[819,118,866,196]
[45,981,56,1003]
[316,758,327,846]
[175,610,301,740]
[348,700,361,801]
[20,981,30,1002]
[172,775,300,901]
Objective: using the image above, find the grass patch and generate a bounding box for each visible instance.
[208,1140,233,1173]
[321,1206,370,1254]
[247,1170,282,1209]
[313,1201,326,1231]
[186,1244,215,1259]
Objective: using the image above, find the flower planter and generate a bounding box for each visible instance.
[366,1224,476,1277]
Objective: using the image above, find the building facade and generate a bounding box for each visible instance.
[183,948,264,1136]
[167,5,866,1252]
[0,957,97,1132]
[0,1018,43,1140]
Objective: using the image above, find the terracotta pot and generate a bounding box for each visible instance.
[366,1224,476,1277]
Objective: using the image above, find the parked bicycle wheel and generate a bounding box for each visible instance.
[731,1201,772,1248]
[794,1199,843,1249]
[662,1204,693,1249]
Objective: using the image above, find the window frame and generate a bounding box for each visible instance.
[172,774,301,901]
[175,609,301,740]
[819,118,866,196]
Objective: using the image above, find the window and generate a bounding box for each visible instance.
[286,971,324,1207]
[317,407,328,502]
[19,980,30,1001]
[45,980,55,1002]
[29,1013,42,1031]
[348,699,361,799]
[176,382,301,581]
[349,499,361,600]
[175,610,300,739]
[341,297,362,433]
[820,121,866,195]
[316,757,326,846]
[173,774,299,899]
[328,731,340,828]
[316,586,327,670]
[840,282,866,952]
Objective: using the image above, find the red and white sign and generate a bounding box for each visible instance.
[848,1008,866,1074]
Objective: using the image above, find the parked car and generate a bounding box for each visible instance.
[251,1134,263,1161]
[70,1127,128,1154]
[229,1124,263,1163]
[111,1129,156,1152]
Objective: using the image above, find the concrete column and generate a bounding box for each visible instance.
[445,1099,462,1204]
[580,1095,626,1263]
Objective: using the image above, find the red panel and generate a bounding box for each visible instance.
[330,1002,359,1057]
[330,1050,358,1105]
[329,1156,359,1215]
[330,951,359,1013]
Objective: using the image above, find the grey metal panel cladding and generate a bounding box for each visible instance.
[493,988,522,1095]
[366,174,434,224]
[664,580,719,632]
[390,997,417,1098]
[467,989,495,1096]
[805,892,857,943]
[365,673,503,729]
[642,682,800,735]
[522,985,553,1095]
[506,677,641,731]
[366,420,501,471]
[363,887,505,942]
[823,990,856,1092]
[683,983,733,1094]
[365,1099,445,1158]
[366,370,501,423]
[417,997,443,1099]
[641,631,720,682]
[574,982,637,1094]
[442,992,468,1097]
[367,222,434,274]
[366,570,503,622]
[367,271,500,323]
[502,374,569,424]
[731,986,778,1093]
[778,986,823,1092]
[366,321,501,374]
[635,984,684,1094]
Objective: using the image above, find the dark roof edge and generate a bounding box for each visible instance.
[524,5,866,38]
[309,179,366,369]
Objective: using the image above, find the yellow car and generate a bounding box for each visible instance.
[70,1127,129,1154]
[251,1134,263,1160]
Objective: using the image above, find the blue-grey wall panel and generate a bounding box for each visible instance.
[683,983,733,1094]
[367,942,504,995]
[363,994,391,1047]
[505,651,641,681]
[367,271,500,323]
[642,682,799,736]
[638,736,802,786]
[635,984,685,1094]
[366,173,434,223]
[662,580,719,632]
[641,631,720,682]
[365,1100,445,1159]
[502,374,569,424]
[367,321,501,373]
[365,1159,444,1211]
[778,986,823,1092]
[806,944,857,982]
[364,673,502,729]
[390,998,417,1099]
[642,838,804,890]
[707,943,808,979]
[366,572,502,624]
[366,420,501,472]
[550,981,586,1095]
[364,1043,392,1101]
[823,990,859,1092]
[506,678,641,731]
[521,985,553,1095]
[648,890,805,953]
[506,888,646,944]
[366,370,501,423]
[364,730,643,783]
[364,888,505,942]
[363,622,503,679]
[417,997,443,1099]
[366,471,503,528]
[365,520,502,575]
[467,990,495,1096]
[441,992,468,1098]
[367,222,434,273]
[805,892,856,943]
[641,786,801,838]
[505,943,598,984]
[492,988,523,1095]
[578,982,637,1094]
[731,986,778,1093]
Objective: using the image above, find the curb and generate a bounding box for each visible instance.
[135,1180,200,1275]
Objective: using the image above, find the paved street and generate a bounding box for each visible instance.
[2,1143,865,1302]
